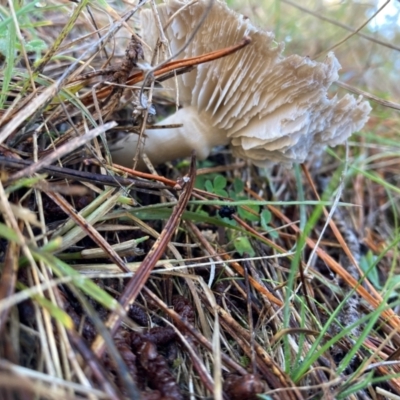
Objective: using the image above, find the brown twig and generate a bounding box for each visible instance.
[81,37,251,106]
[89,159,177,188]
[0,156,171,191]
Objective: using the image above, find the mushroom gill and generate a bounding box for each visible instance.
[111,0,371,168]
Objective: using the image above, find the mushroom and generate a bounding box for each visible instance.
[111,0,371,168]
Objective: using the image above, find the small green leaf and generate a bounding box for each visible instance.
[0,37,8,57]
[0,222,22,244]
[214,188,228,198]
[0,15,16,108]
[233,178,244,195]
[172,358,183,368]
[239,355,250,367]
[213,175,227,191]
[219,216,237,227]
[35,295,74,329]
[235,195,260,222]
[5,174,47,194]
[238,206,259,222]
[228,189,237,199]
[234,236,255,257]
[387,275,400,291]
[197,160,215,168]
[176,159,190,169]
[32,250,120,312]
[40,237,63,253]
[205,179,214,193]
[197,210,210,217]
[25,38,47,52]
[260,209,272,229]
[359,251,380,289]
[195,175,206,189]
[267,229,279,239]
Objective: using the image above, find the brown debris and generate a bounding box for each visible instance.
[172,295,195,326]
[137,340,183,400]
[223,374,269,400]
[112,35,144,85]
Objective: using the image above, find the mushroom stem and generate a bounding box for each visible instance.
[111,106,226,168]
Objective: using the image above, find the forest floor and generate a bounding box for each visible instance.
[0,1,399,399]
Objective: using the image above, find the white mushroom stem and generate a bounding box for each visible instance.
[111,107,226,167]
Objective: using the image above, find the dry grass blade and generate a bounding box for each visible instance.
[270,201,400,330]
[8,121,117,182]
[213,303,303,399]
[142,287,248,376]
[46,190,128,271]
[33,0,91,76]
[0,359,109,398]
[0,84,58,143]
[281,0,400,52]
[67,330,122,400]
[172,322,216,394]
[337,81,400,111]
[0,156,170,190]
[245,179,400,334]
[91,153,196,358]
[189,221,283,306]
[0,240,19,333]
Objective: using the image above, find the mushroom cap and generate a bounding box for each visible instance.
[141,0,371,166]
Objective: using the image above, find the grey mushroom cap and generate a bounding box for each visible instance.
[111,0,371,168]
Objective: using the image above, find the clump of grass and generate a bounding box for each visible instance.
[0,1,399,399]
